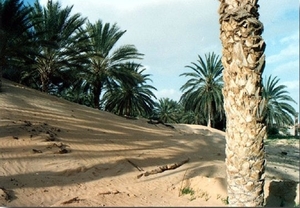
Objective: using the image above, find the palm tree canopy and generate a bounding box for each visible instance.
[180,52,224,127]
[85,20,143,81]
[262,75,297,129]
[0,0,33,50]
[103,62,156,117]
[153,98,181,123]
[25,0,87,92]
[0,0,33,88]
[82,19,144,109]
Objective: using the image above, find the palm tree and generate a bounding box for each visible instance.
[83,20,143,109]
[180,52,223,127]
[0,0,33,89]
[25,0,87,93]
[219,0,267,206]
[103,62,157,117]
[152,98,181,123]
[59,84,93,107]
[262,75,297,132]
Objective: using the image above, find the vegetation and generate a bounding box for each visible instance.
[181,187,195,195]
[0,0,296,134]
[102,62,157,117]
[23,0,88,93]
[82,20,143,109]
[262,75,297,133]
[0,0,33,88]
[1,2,298,205]
[152,98,181,123]
[180,52,224,128]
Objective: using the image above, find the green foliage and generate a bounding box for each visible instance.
[102,62,157,117]
[152,98,181,123]
[0,0,33,88]
[180,52,224,127]
[267,134,299,140]
[181,187,195,195]
[82,20,143,109]
[221,196,229,205]
[267,126,279,135]
[1,0,296,133]
[262,75,297,131]
[22,0,88,93]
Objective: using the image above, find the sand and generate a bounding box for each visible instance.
[0,78,299,207]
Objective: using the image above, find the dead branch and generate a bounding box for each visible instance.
[32,149,42,153]
[137,158,190,179]
[98,190,120,195]
[61,197,80,204]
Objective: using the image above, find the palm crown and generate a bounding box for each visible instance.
[180,52,224,127]
[25,0,87,93]
[0,0,33,88]
[103,62,157,117]
[83,20,143,109]
[262,75,297,131]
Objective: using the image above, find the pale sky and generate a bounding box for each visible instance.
[27,0,299,113]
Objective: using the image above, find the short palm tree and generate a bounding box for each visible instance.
[83,20,143,109]
[153,98,181,123]
[0,0,33,88]
[59,84,93,107]
[180,52,224,127]
[180,110,205,125]
[262,75,297,131]
[102,62,157,117]
[24,0,87,93]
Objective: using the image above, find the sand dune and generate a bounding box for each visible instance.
[0,79,299,207]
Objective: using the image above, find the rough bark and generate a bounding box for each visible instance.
[219,0,267,206]
[207,104,212,127]
[41,73,50,93]
[0,66,2,91]
[0,57,6,91]
[137,158,190,179]
[93,82,102,109]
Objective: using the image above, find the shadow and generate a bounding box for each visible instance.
[0,79,227,206]
[265,139,300,182]
[0,187,17,204]
[265,180,299,207]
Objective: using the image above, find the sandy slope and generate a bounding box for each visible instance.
[0,79,299,207]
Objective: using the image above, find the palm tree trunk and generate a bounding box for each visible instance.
[207,104,212,128]
[93,82,102,109]
[0,56,5,90]
[0,65,2,90]
[219,0,267,206]
[41,73,49,93]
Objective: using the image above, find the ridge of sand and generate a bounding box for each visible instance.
[0,79,299,207]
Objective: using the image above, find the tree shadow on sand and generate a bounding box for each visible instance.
[265,180,299,207]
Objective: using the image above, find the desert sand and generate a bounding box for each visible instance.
[0,78,299,207]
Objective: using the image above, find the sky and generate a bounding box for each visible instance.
[26,0,299,114]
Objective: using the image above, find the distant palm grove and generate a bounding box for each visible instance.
[0,0,297,133]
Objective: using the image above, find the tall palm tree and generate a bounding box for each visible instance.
[219,0,267,206]
[84,20,143,109]
[25,0,87,93]
[103,62,157,117]
[262,75,297,131]
[180,52,223,127]
[0,0,33,89]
